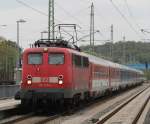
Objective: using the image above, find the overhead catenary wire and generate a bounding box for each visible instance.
[55,1,106,41]
[15,0,80,39]
[15,0,84,33]
[72,6,91,17]
[15,0,108,43]
[109,0,143,39]
[94,6,109,24]
[16,0,48,16]
[123,0,133,17]
[55,1,109,42]
[85,2,110,40]
[55,2,87,28]
[16,0,65,25]
[123,0,145,36]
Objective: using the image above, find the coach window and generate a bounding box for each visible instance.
[28,53,42,64]
[49,53,64,64]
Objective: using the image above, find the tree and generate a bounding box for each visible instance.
[0,38,20,84]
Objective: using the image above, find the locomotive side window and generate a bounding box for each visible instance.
[72,54,89,68]
[28,53,42,64]
[49,53,64,64]
[73,54,82,67]
[82,57,89,67]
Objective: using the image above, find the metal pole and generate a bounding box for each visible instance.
[16,21,20,84]
[123,36,126,64]
[17,21,19,48]
[90,3,94,52]
[16,21,20,71]
[90,3,92,47]
[52,0,55,41]
[48,0,51,40]
[110,24,114,60]
[48,0,55,40]
[92,3,95,52]
[16,19,26,83]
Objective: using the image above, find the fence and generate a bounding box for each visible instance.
[0,85,20,99]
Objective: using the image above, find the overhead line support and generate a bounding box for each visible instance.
[48,0,55,41]
[90,2,95,52]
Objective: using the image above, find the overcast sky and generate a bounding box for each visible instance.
[0,0,150,48]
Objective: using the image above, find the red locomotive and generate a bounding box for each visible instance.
[15,40,145,107]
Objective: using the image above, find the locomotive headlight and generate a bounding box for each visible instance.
[44,47,48,52]
[58,75,63,85]
[58,80,63,85]
[27,80,32,85]
[27,75,32,85]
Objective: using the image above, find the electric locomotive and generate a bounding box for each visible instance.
[15,39,145,107]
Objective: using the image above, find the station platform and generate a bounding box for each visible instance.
[0,98,20,111]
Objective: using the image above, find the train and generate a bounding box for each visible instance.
[15,40,145,107]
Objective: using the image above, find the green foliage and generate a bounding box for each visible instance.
[144,70,150,80]
[0,38,19,82]
[80,41,150,64]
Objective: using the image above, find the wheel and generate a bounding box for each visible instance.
[21,99,28,106]
[20,99,31,112]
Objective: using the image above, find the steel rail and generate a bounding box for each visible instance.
[35,114,61,124]
[2,113,34,124]
[95,86,150,124]
[132,96,150,124]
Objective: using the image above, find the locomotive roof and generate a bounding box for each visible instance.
[23,47,71,53]
[23,47,143,74]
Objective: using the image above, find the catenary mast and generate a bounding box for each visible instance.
[90,2,94,52]
[48,0,55,40]
[110,24,114,60]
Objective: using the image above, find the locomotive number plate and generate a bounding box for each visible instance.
[37,77,58,83]
[41,77,49,82]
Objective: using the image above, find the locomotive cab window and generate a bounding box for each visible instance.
[49,53,64,64]
[72,54,89,68]
[28,53,42,64]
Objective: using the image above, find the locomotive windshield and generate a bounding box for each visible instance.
[28,53,42,64]
[49,53,64,65]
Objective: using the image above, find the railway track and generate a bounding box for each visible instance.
[94,85,150,124]
[1,84,149,124]
[60,84,149,124]
[1,112,61,124]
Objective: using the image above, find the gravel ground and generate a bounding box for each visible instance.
[144,106,150,124]
[57,84,149,124]
[1,85,149,124]
[104,86,150,124]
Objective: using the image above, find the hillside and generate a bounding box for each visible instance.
[80,41,150,64]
